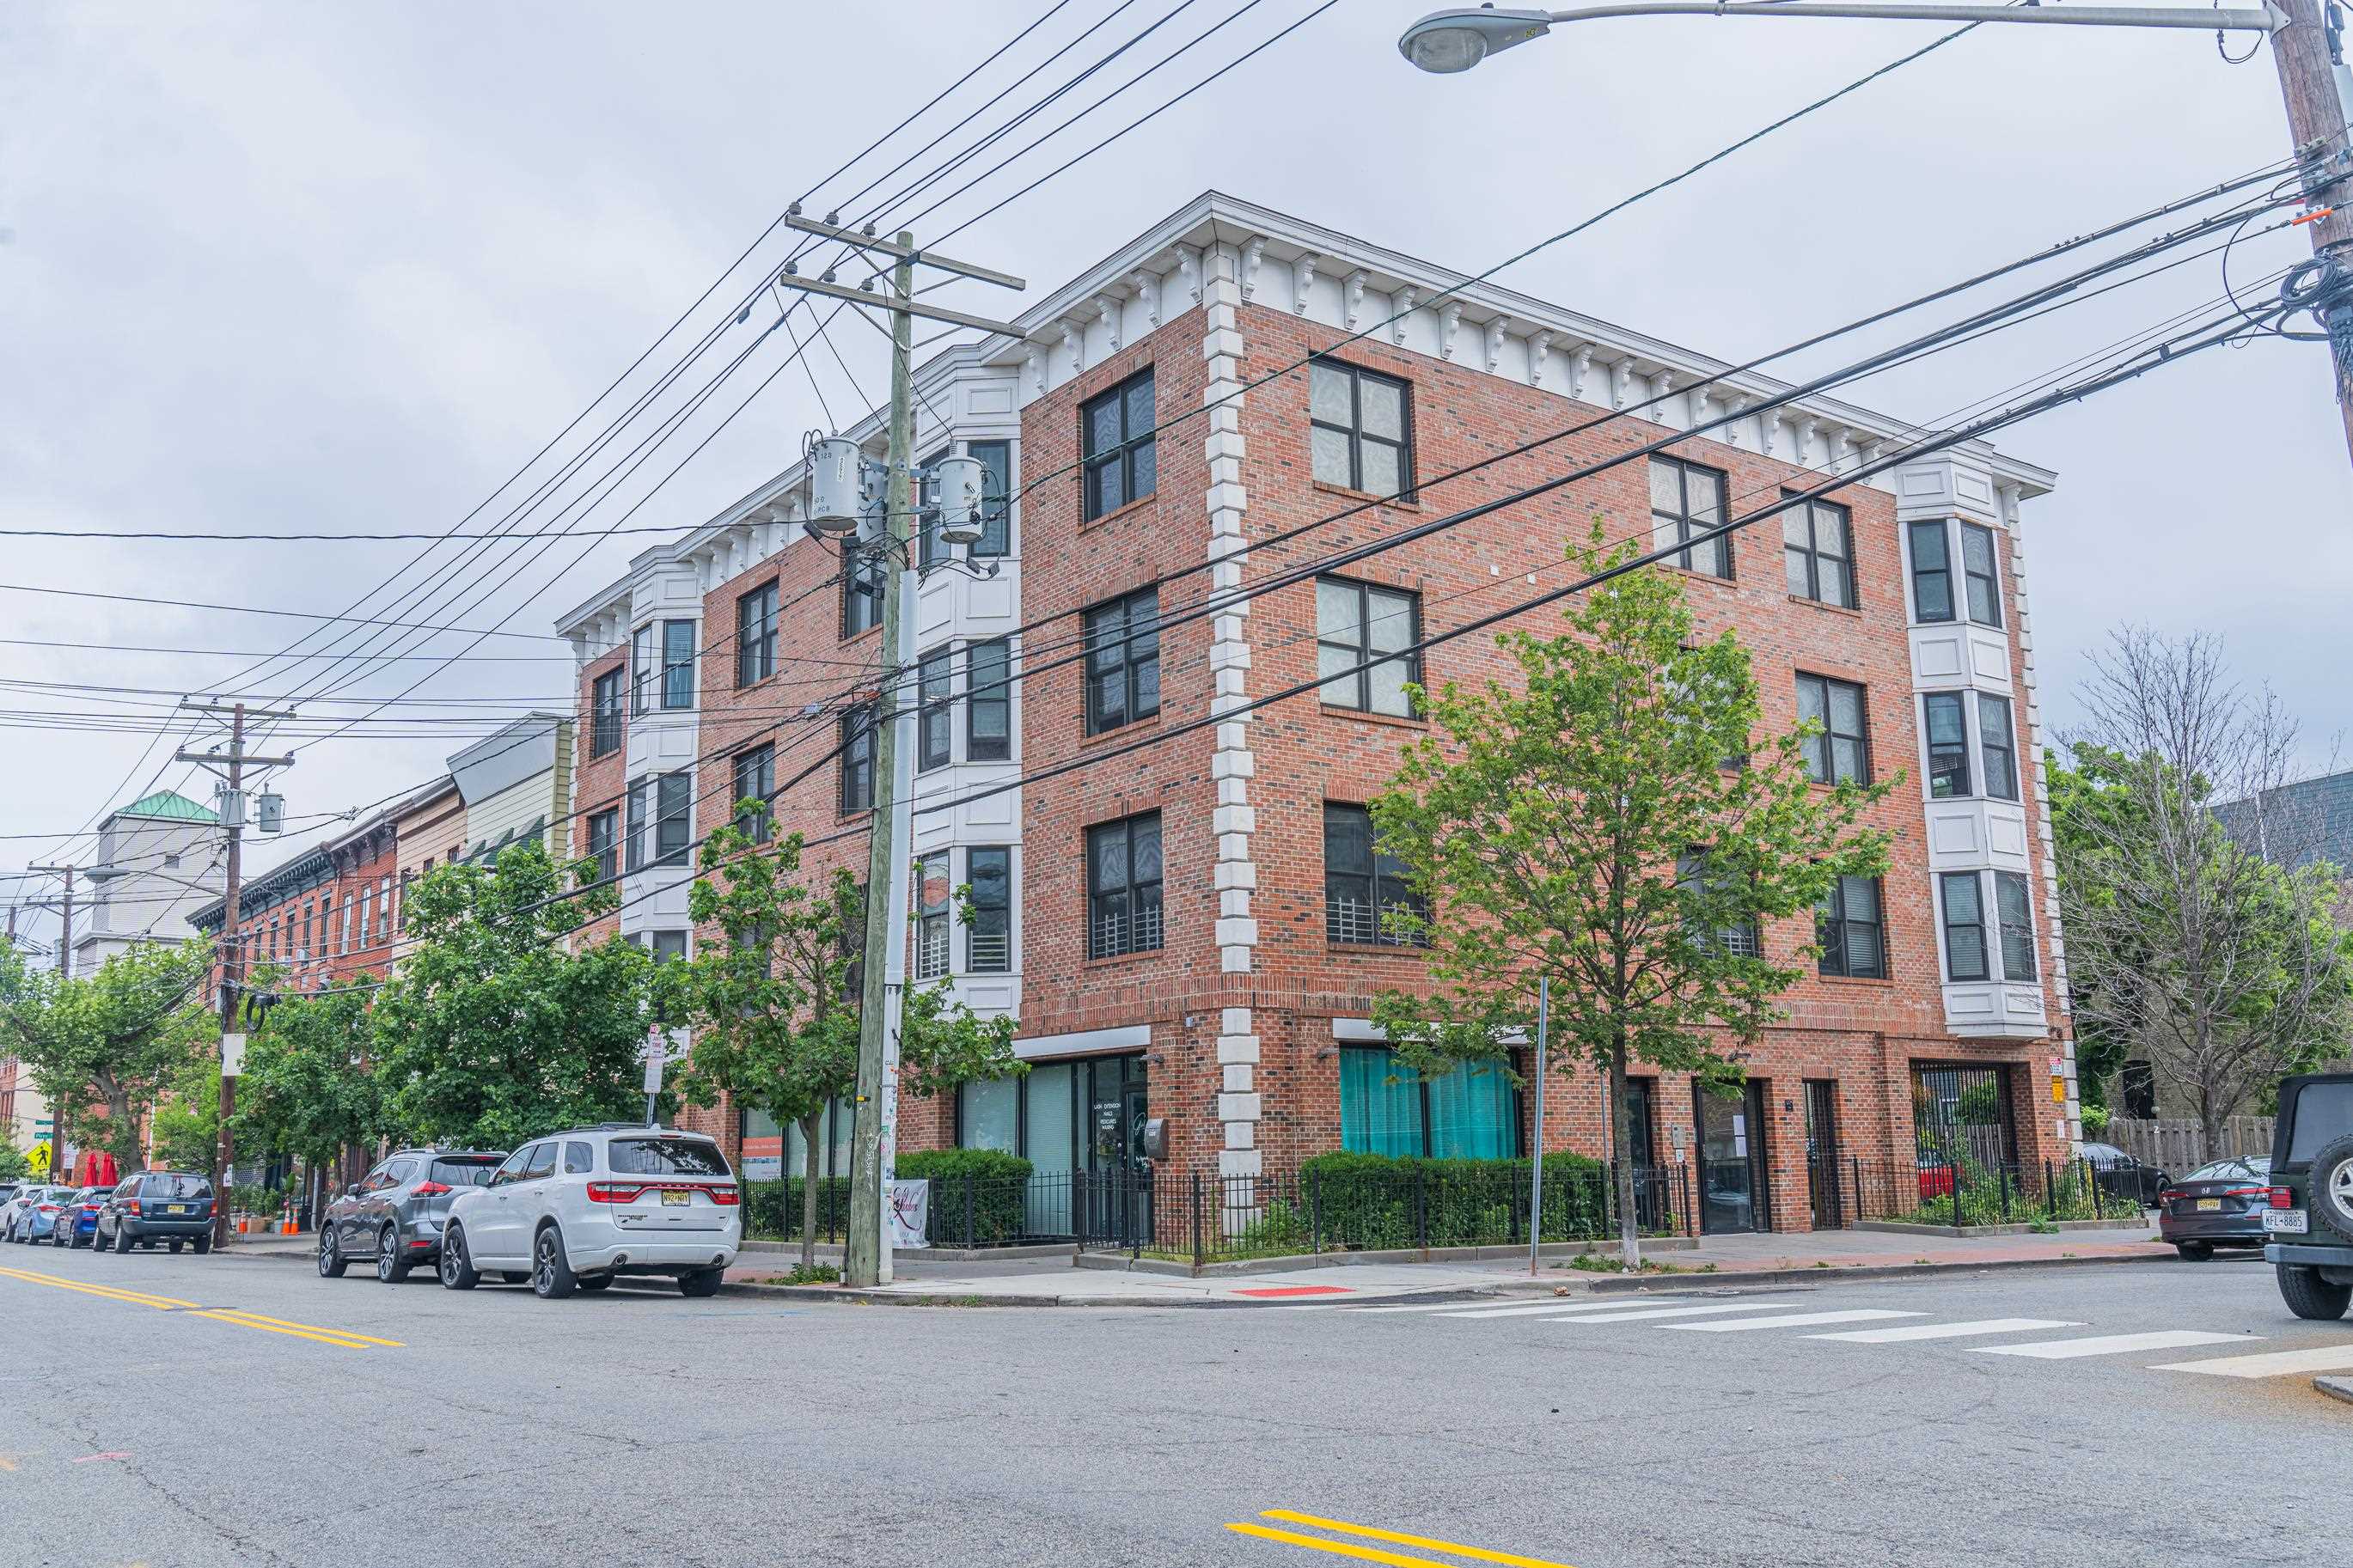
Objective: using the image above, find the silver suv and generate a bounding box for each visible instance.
[318,1149,506,1283]
[437,1125,741,1300]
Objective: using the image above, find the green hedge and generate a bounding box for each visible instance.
[1281,1150,1656,1251]
[744,1150,1036,1246]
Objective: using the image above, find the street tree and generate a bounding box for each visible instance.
[370,844,652,1150]
[0,937,213,1170]
[670,819,1020,1268]
[235,979,383,1215]
[2054,628,2350,1149]
[1368,528,1892,1267]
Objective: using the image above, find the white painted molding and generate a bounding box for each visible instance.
[1529,328,1555,388]
[1571,345,1592,402]
[1060,318,1087,375]
[1175,244,1204,306]
[1765,411,1784,458]
[1609,357,1631,410]
[1391,286,1416,345]
[1130,268,1162,328]
[1726,397,1751,449]
[1240,235,1268,301]
[1025,345,1045,395]
[1096,293,1121,355]
[1343,269,1369,330]
[1800,419,1819,469]
[1484,317,1507,375]
[1293,252,1319,315]
[1690,384,1711,428]
[1439,302,1463,361]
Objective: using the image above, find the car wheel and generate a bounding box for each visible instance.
[2176,1241,2215,1262]
[168,1241,183,1254]
[90,1228,109,1254]
[317,1229,349,1278]
[50,1228,65,1248]
[2277,1263,2352,1321]
[531,1227,577,1300]
[577,1275,613,1292]
[192,1235,211,1255]
[438,1225,480,1290]
[678,1266,724,1299]
[376,1226,410,1284]
[2309,1136,2353,1244]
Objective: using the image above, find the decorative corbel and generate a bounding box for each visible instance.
[1239,235,1268,302]
[1831,429,1856,472]
[1484,319,1507,375]
[1390,286,1416,346]
[1439,302,1464,360]
[1651,369,1676,417]
[1025,344,1046,395]
[1529,329,1555,388]
[1130,269,1162,329]
[1096,293,1121,356]
[1571,345,1593,402]
[1343,270,1369,330]
[1060,318,1086,376]
[1764,411,1784,458]
[1293,253,1320,316]
[1609,357,1632,410]
[1690,384,1712,429]
[1726,398,1751,449]
[1175,244,1204,307]
[1799,419,1820,468]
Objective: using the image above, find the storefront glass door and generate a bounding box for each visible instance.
[1696,1081,1769,1235]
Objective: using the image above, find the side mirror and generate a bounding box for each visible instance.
[342,1183,358,1199]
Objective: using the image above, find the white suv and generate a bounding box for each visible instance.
[437,1125,742,1299]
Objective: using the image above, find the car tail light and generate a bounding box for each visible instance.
[708,1185,740,1206]
[2222,1187,2268,1199]
[2269,1186,2295,1209]
[125,1199,141,1216]
[37,1205,56,1214]
[413,1181,452,1197]
[586,1183,645,1204]
[2157,1188,2180,1205]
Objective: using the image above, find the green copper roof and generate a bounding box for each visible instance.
[117,790,218,824]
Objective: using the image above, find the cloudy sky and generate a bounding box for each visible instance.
[4,0,2346,954]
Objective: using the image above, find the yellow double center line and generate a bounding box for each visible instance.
[0,1265,401,1350]
[1228,1509,1576,1568]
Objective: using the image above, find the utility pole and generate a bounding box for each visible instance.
[773,212,1024,1289]
[177,699,295,1248]
[27,863,76,1184]
[2270,0,2353,467]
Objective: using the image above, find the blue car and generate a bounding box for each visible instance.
[5,1186,71,1243]
[47,1187,106,1248]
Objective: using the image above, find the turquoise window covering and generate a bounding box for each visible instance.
[1340,1047,1425,1156]
[1427,1059,1519,1159]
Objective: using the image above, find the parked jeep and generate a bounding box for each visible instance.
[2261,1071,2353,1320]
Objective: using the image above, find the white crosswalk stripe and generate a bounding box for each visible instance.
[2149,1344,2353,1377]
[1810,1318,2083,1344]
[1543,1302,1805,1324]
[1437,1297,1786,1320]
[1974,1330,2257,1360]
[1665,1309,1922,1333]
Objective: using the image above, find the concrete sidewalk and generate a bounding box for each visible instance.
[216,1221,2179,1306]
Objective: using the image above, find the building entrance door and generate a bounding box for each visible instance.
[1079,1055,1149,1247]
[1696,1081,1770,1235]
[1805,1080,1843,1229]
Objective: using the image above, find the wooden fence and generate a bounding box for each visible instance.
[2103,1116,2275,1172]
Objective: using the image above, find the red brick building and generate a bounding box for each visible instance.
[555,192,2078,1237]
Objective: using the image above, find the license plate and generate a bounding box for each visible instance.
[2264,1208,2308,1234]
[2196,1199,2221,1212]
[661,1189,690,1207]
[166,1205,188,1215]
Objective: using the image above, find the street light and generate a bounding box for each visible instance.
[1397,0,2353,468]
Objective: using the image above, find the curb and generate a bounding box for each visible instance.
[1543,1248,2180,1295]
[2316,1376,2353,1407]
[712,1279,1513,1309]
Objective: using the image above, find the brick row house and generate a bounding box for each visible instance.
[553,191,2080,1237]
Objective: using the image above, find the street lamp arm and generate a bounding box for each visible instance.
[1537,1,2287,32]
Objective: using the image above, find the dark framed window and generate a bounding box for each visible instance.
[967,638,1011,761]
[971,440,1012,558]
[650,930,688,964]
[1678,850,1760,957]
[1339,1046,1519,1159]
[626,779,649,873]
[913,853,950,982]
[1940,870,1989,981]
[1977,693,2018,801]
[590,668,624,757]
[1782,495,1855,609]
[625,776,687,871]
[630,625,657,715]
[1650,455,1731,579]
[917,647,952,772]
[1909,520,1954,623]
[1317,577,1420,718]
[840,705,876,814]
[1083,588,1160,735]
[736,582,778,686]
[1323,803,1427,948]
[1995,870,2037,980]
[586,808,618,884]
[1795,674,1869,784]
[1923,692,1971,798]
[1087,812,1163,960]
[1960,522,2002,627]
[842,550,883,638]
[1080,369,1156,522]
[732,743,774,843]
[658,620,695,711]
[1817,875,1885,979]
[968,846,1011,973]
[1309,358,1412,497]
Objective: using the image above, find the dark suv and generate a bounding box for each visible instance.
[93,1171,217,1254]
[318,1148,505,1283]
[2261,1071,2353,1320]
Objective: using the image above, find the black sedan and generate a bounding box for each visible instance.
[2157,1156,2274,1260]
[2080,1142,2170,1209]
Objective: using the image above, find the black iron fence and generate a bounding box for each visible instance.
[1842,1156,2149,1228]
[747,1162,1690,1263]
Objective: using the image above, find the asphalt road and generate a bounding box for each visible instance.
[0,1243,2343,1568]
